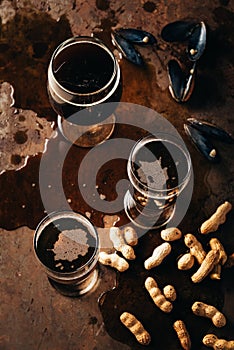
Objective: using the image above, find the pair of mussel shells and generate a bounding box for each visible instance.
[184,118,234,162]
[111,28,157,66]
[161,21,207,102]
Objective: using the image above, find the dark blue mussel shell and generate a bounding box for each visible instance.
[161,20,197,42]
[184,124,220,162]
[187,21,206,61]
[114,28,157,45]
[167,60,196,102]
[187,118,234,144]
[111,31,144,66]
[167,59,185,102]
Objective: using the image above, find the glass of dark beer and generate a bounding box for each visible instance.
[124,134,192,229]
[33,211,99,296]
[47,36,122,147]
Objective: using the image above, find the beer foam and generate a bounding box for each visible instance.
[137,158,168,190]
[52,229,89,262]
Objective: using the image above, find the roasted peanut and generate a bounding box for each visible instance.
[98,252,129,272]
[209,238,227,280]
[192,301,226,327]
[177,253,195,270]
[200,201,232,234]
[184,233,206,264]
[144,242,171,270]
[120,312,151,345]
[160,227,182,241]
[163,285,177,301]
[191,249,219,283]
[123,226,138,246]
[173,320,191,350]
[210,238,227,265]
[203,334,234,349]
[109,227,136,260]
[145,277,173,313]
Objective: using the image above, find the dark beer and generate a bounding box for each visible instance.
[124,135,192,229]
[35,217,96,273]
[47,37,122,146]
[34,211,99,296]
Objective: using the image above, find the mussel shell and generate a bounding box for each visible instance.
[184,124,220,162]
[114,28,157,45]
[167,60,195,102]
[167,59,185,102]
[187,118,234,144]
[111,31,144,66]
[161,20,197,42]
[187,21,206,61]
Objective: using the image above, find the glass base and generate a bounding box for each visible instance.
[124,190,176,230]
[58,114,115,147]
[48,268,99,297]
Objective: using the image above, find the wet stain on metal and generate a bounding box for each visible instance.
[0,10,72,120]
[89,316,98,325]
[32,42,48,58]
[95,0,110,11]
[14,130,28,144]
[143,1,157,13]
[18,114,26,122]
[11,154,22,165]
[0,19,164,231]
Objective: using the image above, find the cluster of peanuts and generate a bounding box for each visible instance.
[98,201,234,349]
[98,226,138,271]
[178,201,232,284]
[145,277,176,313]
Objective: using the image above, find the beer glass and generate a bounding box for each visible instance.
[47,36,122,147]
[124,134,192,229]
[33,211,99,296]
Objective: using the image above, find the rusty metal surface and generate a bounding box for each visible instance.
[0,0,234,349]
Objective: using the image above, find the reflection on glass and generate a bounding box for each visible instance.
[33,211,99,297]
[47,36,122,147]
[124,134,192,229]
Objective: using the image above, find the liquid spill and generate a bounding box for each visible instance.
[0,15,167,231]
[0,10,72,119]
[0,82,54,173]
[0,122,143,230]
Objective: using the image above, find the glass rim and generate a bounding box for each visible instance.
[128,133,192,195]
[49,35,119,98]
[33,210,99,277]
